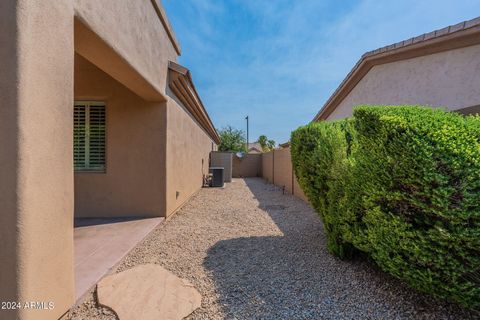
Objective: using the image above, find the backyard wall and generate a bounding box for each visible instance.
[262,148,308,202]
[74,54,167,218]
[232,154,263,178]
[328,44,480,120]
[165,96,217,218]
[211,152,233,182]
[262,152,274,183]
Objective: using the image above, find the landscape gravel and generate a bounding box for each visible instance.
[64,178,478,320]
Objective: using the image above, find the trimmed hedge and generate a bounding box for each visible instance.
[291,106,480,309]
[291,120,355,258]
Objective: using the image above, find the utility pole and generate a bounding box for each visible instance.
[245,115,249,152]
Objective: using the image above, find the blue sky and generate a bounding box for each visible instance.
[163,0,480,144]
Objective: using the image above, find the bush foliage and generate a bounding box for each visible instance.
[291,106,480,309]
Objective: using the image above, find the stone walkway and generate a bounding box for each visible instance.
[66,178,477,320]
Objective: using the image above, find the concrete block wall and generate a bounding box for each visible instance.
[211,152,233,182]
[232,154,262,177]
[262,152,273,183]
[261,148,308,202]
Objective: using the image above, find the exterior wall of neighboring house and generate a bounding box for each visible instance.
[232,154,263,177]
[0,1,75,320]
[327,44,480,120]
[247,142,263,154]
[261,149,308,202]
[74,54,167,218]
[165,97,216,217]
[248,147,263,154]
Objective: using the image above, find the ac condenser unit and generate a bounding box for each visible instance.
[209,167,224,187]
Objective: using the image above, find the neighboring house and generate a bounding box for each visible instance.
[270,17,480,204]
[247,142,264,153]
[0,1,219,319]
[314,17,480,121]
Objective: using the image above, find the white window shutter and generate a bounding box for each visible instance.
[74,102,106,172]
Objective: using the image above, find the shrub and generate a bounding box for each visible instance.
[291,120,356,258]
[291,105,480,309]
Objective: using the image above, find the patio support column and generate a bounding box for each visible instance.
[0,1,75,319]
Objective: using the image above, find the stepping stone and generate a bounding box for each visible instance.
[97,264,201,320]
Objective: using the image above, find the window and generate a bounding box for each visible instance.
[74,101,106,172]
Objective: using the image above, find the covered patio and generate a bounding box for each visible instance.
[74,217,163,301]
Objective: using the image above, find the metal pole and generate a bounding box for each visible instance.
[245,115,249,152]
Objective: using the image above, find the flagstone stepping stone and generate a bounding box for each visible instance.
[97,264,201,320]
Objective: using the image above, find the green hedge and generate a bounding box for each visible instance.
[291,120,355,258]
[291,106,480,309]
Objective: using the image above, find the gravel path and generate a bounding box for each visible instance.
[65,178,477,320]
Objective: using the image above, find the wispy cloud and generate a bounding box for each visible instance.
[163,0,480,143]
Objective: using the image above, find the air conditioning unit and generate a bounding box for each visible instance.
[209,167,224,187]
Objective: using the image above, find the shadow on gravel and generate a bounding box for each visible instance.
[203,177,477,320]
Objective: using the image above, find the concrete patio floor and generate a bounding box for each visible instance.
[74,217,164,301]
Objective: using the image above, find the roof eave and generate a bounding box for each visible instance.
[151,0,181,55]
[168,62,221,144]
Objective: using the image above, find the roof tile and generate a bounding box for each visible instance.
[435,26,451,37]
[465,16,480,29]
[449,21,466,33]
[412,34,425,44]
[423,31,436,40]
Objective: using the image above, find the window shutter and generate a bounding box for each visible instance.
[74,102,106,172]
[88,105,106,171]
[74,104,87,170]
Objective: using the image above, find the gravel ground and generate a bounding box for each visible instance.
[64,178,478,320]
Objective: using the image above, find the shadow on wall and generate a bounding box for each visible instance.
[202,178,471,319]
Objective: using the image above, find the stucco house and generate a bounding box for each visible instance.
[313,17,480,121]
[0,1,219,319]
[263,17,480,204]
[247,142,264,154]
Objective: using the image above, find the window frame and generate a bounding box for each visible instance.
[74,101,107,173]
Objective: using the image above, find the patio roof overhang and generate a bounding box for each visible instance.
[313,17,480,122]
[168,61,221,144]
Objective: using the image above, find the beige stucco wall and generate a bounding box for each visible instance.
[0,1,75,319]
[272,148,292,192]
[262,152,274,183]
[1,1,216,317]
[328,44,480,120]
[261,149,308,202]
[74,0,178,101]
[74,0,218,220]
[74,54,167,218]
[165,97,216,217]
[232,154,263,178]
[211,152,233,182]
[293,174,308,202]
